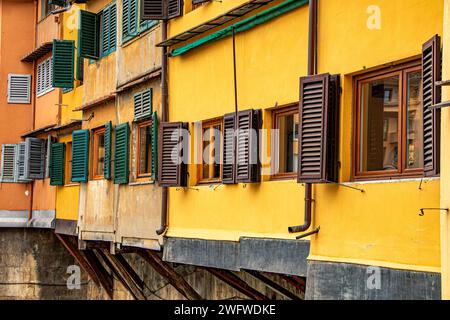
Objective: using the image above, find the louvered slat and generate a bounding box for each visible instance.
[114,122,130,184]
[17,142,31,182]
[7,74,31,104]
[71,130,90,182]
[24,138,46,180]
[0,144,18,182]
[142,0,164,20]
[52,40,74,89]
[104,121,113,180]
[50,143,65,186]
[168,0,182,18]
[222,113,236,184]
[78,10,99,59]
[151,111,159,181]
[422,35,441,177]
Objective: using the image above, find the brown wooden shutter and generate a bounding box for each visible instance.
[422,35,441,177]
[141,0,183,20]
[159,122,188,187]
[235,109,262,183]
[297,73,341,183]
[222,113,236,184]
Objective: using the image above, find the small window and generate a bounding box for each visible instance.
[37,57,53,97]
[354,63,423,180]
[199,118,222,183]
[65,142,73,185]
[7,74,32,104]
[137,120,152,178]
[92,127,106,179]
[41,1,56,19]
[272,106,299,179]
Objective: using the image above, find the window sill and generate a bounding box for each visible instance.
[36,87,54,98]
[121,23,159,48]
[345,176,439,185]
[128,180,155,187]
[63,183,80,188]
[271,174,297,181]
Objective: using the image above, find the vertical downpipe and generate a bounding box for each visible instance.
[157,20,169,236]
[288,0,317,234]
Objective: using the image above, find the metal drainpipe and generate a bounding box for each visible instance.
[288,0,317,235]
[156,20,169,236]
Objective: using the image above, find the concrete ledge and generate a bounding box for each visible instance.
[55,219,78,236]
[163,237,310,276]
[305,260,441,300]
[0,210,55,229]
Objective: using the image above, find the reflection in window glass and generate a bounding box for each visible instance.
[96,133,105,176]
[406,71,423,169]
[276,112,299,174]
[360,75,399,172]
[201,122,222,181]
[138,124,152,176]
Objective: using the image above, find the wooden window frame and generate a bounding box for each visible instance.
[64,141,78,186]
[136,119,153,180]
[91,127,106,180]
[352,61,423,181]
[198,117,223,184]
[271,104,299,181]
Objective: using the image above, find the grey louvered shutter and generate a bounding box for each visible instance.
[17,142,31,182]
[422,35,441,177]
[79,10,100,59]
[297,73,341,183]
[7,74,31,104]
[134,89,152,120]
[159,122,188,187]
[45,135,56,179]
[167,0,183,19]
[24,138,46,180]
[1,144,18,182]
[235,109,261,183]
[141,0,164,20]
[222,113,236,184]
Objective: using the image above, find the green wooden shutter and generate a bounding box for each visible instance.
[151,111,158,180]
[109,3,117,52]
[71,130,90,182]
[50,143,65,186]
[78,10,99,59]
[123,0,138,42]
[52,40,74,89]
[100,3,117,57]
[114,123,129,184]
[104,121,112,180]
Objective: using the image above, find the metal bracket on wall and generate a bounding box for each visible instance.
[296,226,320,240]
[72,112,94,122]
[419,208,449,216]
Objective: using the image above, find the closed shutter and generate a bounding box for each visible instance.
[422,35,441,177]
[142,0,182,20]
[192,0,210,4]
[114,123,130,184]
[235,109,261,183]
[17,142,31,182]
[151,111,158,180]
[52,40,74,89]
[123,0,138,41]
[222,113,236,184]
[100,3,117,57]
[7,74,31,104]
[104,121,113,180]
[297,73,341,183]
[0,144,18,182]
[37,63,44,95]
[24,137,46,180]
[109,3,117,51]
[37,58,54,96]
[159,122,188,187]
[134,89,152,120]
[71,130,90,182]
[50,143,65,186]
[78,10,99,59]
[49,0,66,6]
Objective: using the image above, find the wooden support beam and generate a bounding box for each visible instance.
[83,250,114,299]
[99,249,146,300]
[243,270,302,300]
[55,234,101,287]
[204,267,269,300]
[137,250,203,300]
[278,274,306,293]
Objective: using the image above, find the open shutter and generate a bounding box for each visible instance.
[151,111,158,180]
[109,3,117,51]
[71,130,90,182]
[104,121,113,180]
[52,40,74,89]
[114,123,130,184]
[235,109,261,183]
[79,10,99,59]
[7,74,31,104]
[50,143,65,186]
[142,0,182,20]
[17,142,31,182]
[422,35,441,177]
[0,145,18,182]
[192,0,210,4]
[297,73,340,183]
[123,0,138,40]
[222,113,236,184]
[159,122,188,187]
[45,135,56,179]
[24,138,46,180]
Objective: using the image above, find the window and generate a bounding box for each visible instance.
[41,1,56,19]
[354,63,423,179]
[272,105,299,179]
[65,142,73,185]
[37,57,53,97]
[122,0,158,43]
[92,127,106,179]
[199,119,222,183]
[137,120,152,178]
[7,74,31,104]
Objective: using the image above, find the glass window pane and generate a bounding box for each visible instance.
[360,75,399,172]
[202,127,211,179]
[96,133,105,176]
[406,71,423,169]
[138,125,152,175]
[276,112,299,174]
[213,124,221,179]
